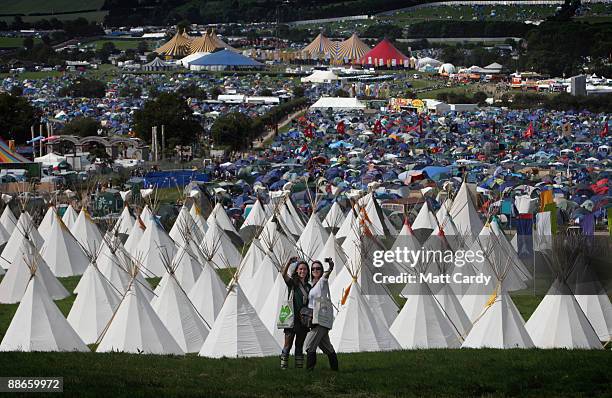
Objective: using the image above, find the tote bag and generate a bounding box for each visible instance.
[313,283,334,329]
[276,289,294,329]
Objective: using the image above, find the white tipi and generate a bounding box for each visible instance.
[329,280,400,353]
[40,213,88,277]
[0,270,88,352]
[96,278,184,355]
[198,283,281,358]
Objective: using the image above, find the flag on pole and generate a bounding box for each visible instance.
[523,121,534,138]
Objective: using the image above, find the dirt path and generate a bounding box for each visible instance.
[253,108,307,149]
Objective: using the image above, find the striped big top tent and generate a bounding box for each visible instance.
[302,33,338,59]
[0,137,30,163]
[336,33,370,63]
[156,31,193,58]
[190,29,235,54]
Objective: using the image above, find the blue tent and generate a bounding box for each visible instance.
[189,50,263,67]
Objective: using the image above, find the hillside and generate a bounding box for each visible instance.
[0,0,106,23]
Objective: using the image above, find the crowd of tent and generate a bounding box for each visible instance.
[0,178,609,356]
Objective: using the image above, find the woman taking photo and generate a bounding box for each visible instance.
[279,257,311,369]
[304,259,338,371]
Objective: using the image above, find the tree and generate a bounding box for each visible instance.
[10,86,23,96]
[176,21,190,34]
[63,117,101,137]
[334,89,349,98]
[473,91,488,106]
[177,84,207,99]
[87,146,113,168]
[97,42,118,62]
[0,93,37,144]
[23,37,34,50]
[210,86,222,99]
[146,52,159,62]
[133,93,201,147]
[293,85,305,98]
[137,40,149,54]
[210,112,254,152]
[59,79,106,98]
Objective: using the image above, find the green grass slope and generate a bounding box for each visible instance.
[0,275,609,397]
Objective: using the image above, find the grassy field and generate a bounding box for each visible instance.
[92,40,157,51]
[0,349,610,397]
[388,5,558,23]
[0,274,609,396]
[0,37,41,48]
[0,70,62,79]
[0,0,104,14]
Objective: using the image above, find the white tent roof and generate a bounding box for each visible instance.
[113,206,135,236]
[179,51,210,67]
[70,208,103,257]
[335,206,357,239]
[301,70,339,83]
[201,221,242,268]
[412,200,438,231]
[296,213,329,261]
[34,152,66,167]
[239,199,268,236]
[97,281,185,355]
[169,206,195,243]
[462,292,534,348]
[37,206,57,241]
[448,182,484,240]
[0,205,17,235]
[278,199,306,237]
[310,97,366,111]
[0,212,44,270]
[390,281,461,348]
[416,57,442,69]
[240,254,278,314]
[316,233,348,283]
[0,273,88,352]
[124,216,146,255]
[329,281,400,353]
[198,283,281,358]
[97,241,131,294]
[62,205,79,230]
[0,238,68,303]
[187,259,227,324]
[361,193,397,236]
[259,272,290,345]
[137,216,177,277]
[236,238,266,279]
[207,203,239,238]
[189,204,209,237]
[152,245,202,301]
[256,217,296,266]
[525,280,602,349]
[0,222,8,256]
[67,264,121,344]
[40,214,88,277]
[322,201,346,230]
[152,272,210,353]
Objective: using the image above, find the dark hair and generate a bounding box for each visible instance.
[310,260,323,281]
[291,260,309,283]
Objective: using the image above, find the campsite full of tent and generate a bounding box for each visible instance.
[0,174,610,355]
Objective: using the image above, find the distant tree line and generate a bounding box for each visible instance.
[505,92,612,113]
[404,20,531,38]
[101,0,424,26]
[2,16,103,37]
